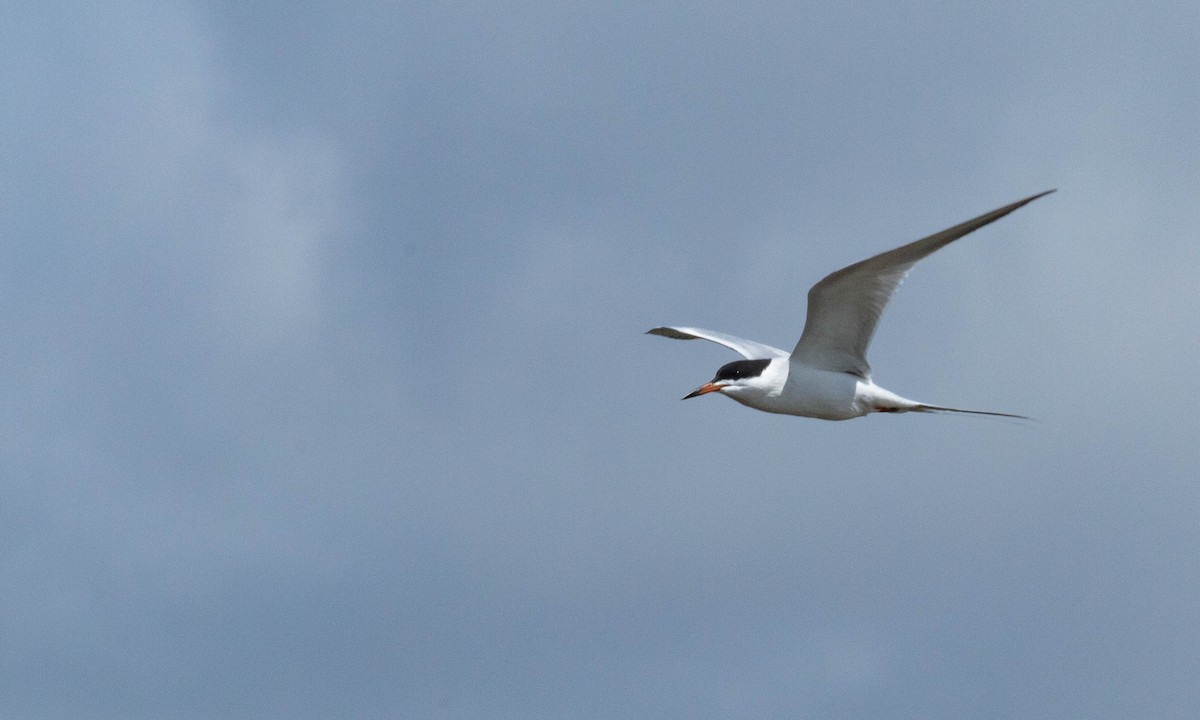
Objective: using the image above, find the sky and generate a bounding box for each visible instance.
[2,1,1198,718]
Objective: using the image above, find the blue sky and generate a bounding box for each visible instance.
[2,2,1198,718]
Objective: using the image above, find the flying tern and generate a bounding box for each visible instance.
[648,190,1053,420]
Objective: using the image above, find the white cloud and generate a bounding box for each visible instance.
[5,1,346,351]
[208,131,343,347]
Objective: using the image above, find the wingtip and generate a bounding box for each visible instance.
[1001,189,1056,213]
[646,326,692,340]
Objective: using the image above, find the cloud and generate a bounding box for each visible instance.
[3,1,345,353]
[3,2,1200,719]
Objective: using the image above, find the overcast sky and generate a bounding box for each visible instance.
[2,2,1198,718]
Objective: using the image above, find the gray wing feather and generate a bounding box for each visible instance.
[791,190,1055,377]
[646,326,789,360]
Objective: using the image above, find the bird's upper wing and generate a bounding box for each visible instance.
[646,326,789,360]
[791,190,1055,377]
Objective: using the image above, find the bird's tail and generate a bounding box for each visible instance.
[911,404,1030,421]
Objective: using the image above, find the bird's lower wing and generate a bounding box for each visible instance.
[646,326,789,360]
[791,190,1055,377]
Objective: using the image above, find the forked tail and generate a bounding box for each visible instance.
[912,404,1030,420]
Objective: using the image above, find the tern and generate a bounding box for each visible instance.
[648,190,1053,421]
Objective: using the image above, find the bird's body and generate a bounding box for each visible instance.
[666,344,923,421]
[767,364,915,420]
[649,191,1054,421]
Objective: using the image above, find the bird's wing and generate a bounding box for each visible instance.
[646,326,789,360]
[791,190,1055,377]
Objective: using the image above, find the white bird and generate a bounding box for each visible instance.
[648,190,1054,421]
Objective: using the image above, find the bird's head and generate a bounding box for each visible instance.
[683,358,778,400]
